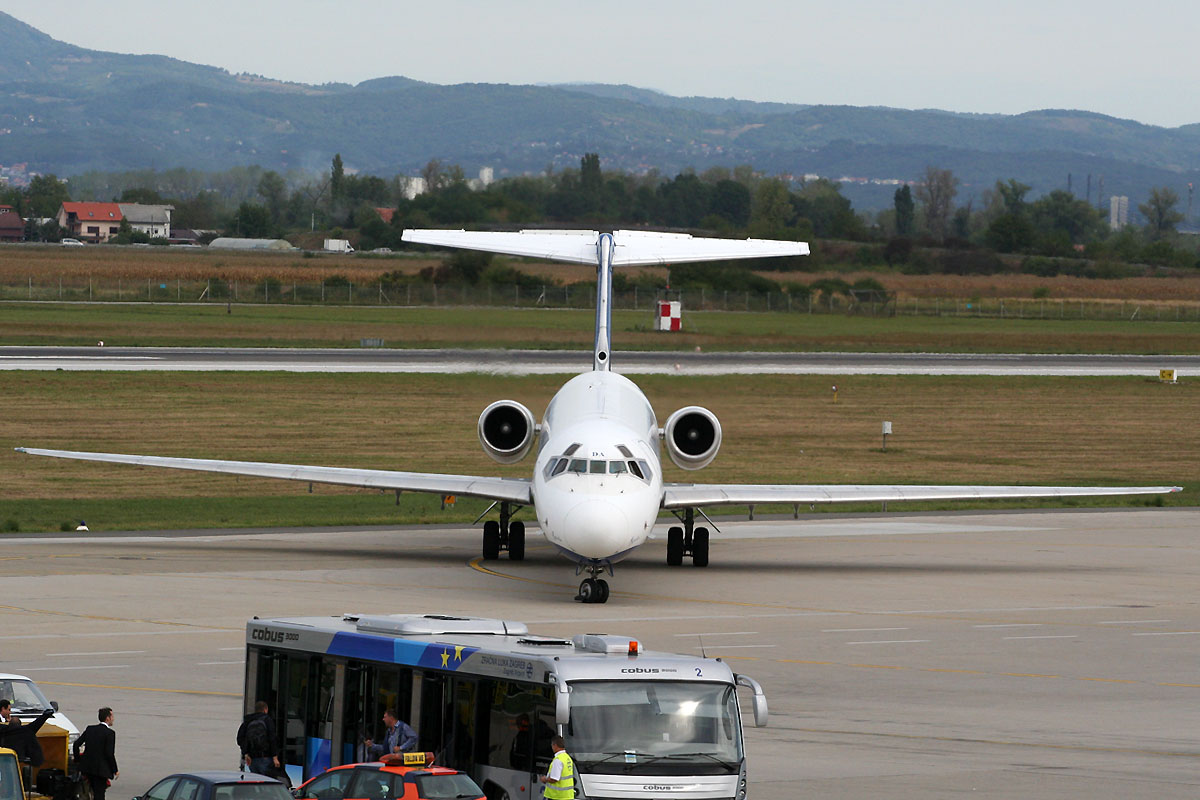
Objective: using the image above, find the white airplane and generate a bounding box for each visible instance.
[18,229,1181,603]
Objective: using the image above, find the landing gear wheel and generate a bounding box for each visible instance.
[666,526,684,566]
[576,578,597,603]
[482,520,501,560]
[692,527,710,567]
[576,578,610,604]
[508,521,526,561]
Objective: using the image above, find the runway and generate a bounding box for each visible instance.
[2,508,1197,797]
[1,346,1196,375]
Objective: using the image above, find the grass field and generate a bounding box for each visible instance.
[5,244,1200,302]
[3,371,1194,533]
[4,301,1200,353]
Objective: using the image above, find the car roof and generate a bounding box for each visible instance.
[319,763,461,778]
[0,673,36,681]
[153,772,279,784]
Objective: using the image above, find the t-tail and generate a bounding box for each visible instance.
[399,228,810,369]
[594,233,615,371]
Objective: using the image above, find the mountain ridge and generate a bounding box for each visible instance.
[2,11,1198,210]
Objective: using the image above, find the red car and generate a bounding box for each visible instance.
[293,754,484,800]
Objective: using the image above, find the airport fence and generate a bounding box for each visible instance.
[3,276,1200,322]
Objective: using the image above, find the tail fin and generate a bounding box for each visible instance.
[400,229,809,371]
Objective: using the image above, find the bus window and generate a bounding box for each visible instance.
[608,461,627,474]
[589,460,605,474]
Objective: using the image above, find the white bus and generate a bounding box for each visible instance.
[244,614,768,799]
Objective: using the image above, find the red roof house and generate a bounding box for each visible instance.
[57,202,123,242]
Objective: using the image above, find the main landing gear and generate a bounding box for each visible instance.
[575,563,611,604]
[479,502,525,561]
[665,507,710,567]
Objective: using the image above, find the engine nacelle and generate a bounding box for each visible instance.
[478,400,537,464]
[662,406,722,470]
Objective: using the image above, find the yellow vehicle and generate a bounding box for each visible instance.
[0,746,24,800]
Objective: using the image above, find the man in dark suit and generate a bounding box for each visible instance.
[0,700,56,767]
[73,707,118,800]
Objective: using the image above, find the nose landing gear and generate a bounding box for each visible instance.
[575,563,612,603]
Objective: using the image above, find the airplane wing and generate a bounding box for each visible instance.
[15,447,532,504]
[401,229,809,267]
[662,483,1182,508]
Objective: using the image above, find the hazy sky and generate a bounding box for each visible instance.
[3,0,1196,128]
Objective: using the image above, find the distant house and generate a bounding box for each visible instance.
[0,205,24,242]
[57,202,123,243]
[208,237,297,251]
[375,207,395,224]
[119,203,174,238]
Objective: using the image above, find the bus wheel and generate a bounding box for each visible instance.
[482,520,501,560]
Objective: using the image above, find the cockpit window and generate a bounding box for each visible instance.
[637,460,652,481]
[548,455,651,481]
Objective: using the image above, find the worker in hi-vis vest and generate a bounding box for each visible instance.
[538,735,575,800]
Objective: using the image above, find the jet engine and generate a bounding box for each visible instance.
[662,406,722,470]
[478,400,537,464]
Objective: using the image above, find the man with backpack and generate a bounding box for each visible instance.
[236,700,279,777]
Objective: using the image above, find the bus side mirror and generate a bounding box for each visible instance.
[555,685,570,727]
[735,674,768,728]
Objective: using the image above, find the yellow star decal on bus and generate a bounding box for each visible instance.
[440,649,450,667]
[454,646,465,662]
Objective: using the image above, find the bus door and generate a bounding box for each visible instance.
[416,672,446,759]
[477,681,555,800]
[343,663,410,764]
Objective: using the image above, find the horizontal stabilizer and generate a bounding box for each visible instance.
[402,229,602,265]
[610,229,808,266]
[402,229,808,266]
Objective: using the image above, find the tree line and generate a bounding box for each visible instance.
[2,155,1196,276]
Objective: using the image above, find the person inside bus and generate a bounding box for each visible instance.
[364,709,417,758]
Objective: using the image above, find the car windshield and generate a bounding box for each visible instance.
[213,783,292,800]
[0,679,52,712]
[412,774,483,800]
[566,681,741,775]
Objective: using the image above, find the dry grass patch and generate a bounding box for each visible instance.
[4,373,1194,504]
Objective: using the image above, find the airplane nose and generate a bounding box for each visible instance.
[563,500,632,559]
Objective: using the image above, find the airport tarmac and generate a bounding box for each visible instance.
[1,345,1197,375]
[2,508,1198,798]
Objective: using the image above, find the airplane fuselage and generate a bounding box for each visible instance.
[531,370,664,566]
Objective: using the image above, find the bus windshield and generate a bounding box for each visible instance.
[566,681,741,775]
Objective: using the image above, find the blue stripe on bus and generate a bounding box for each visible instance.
[326,632,478,670]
